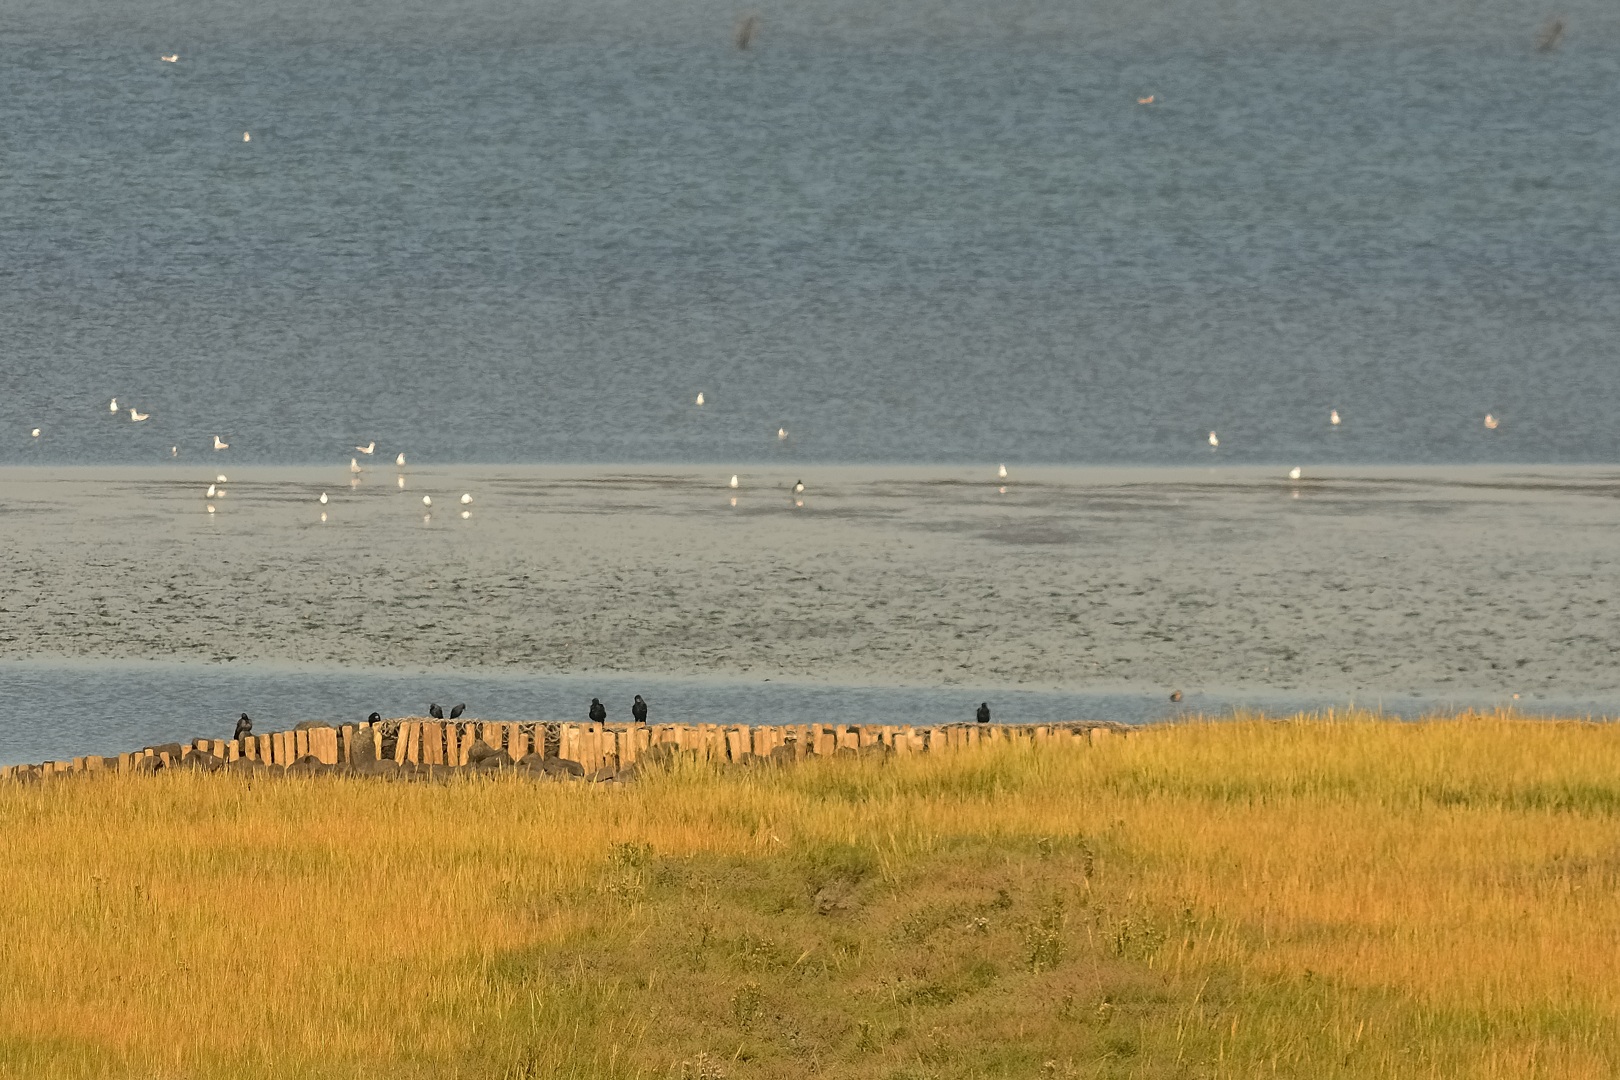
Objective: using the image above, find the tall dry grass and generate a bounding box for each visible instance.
[2,712,1618,1078]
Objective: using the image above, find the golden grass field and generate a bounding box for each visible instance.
[3,713,1618,1079]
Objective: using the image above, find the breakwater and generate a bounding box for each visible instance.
[0,718,1121,782]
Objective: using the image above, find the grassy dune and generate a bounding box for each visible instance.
[3,713,1619,1079]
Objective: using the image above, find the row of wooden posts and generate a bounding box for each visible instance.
[1,719,1118,780]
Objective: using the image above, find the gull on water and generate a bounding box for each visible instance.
[206,504,216,514]
[355,441,375,455]
[350,458,362,473]
[1137,95,1155,104]
[1208,431,1219,448]
[31,428,40,438]
[216,474,228,483]
[129,408,149,422]
[1484,414,1499,430]
[243,132,251,142]
[396,452,405,466]
[729,474,739,489]
[422,495,432,507]
[777,427,787,440]
[109,398,118,413]
[320,512,327,522]
[318,492,328,505]
[793,480,804,494]
[1288,467,1302,480]
[214,435,229,450]
[171,446,177,457]
[207,484,217,498]
[998,464,1008,479]
[160,53,178,62]
[695,392,705,406]
[460,493,472,504]
[460,510,470,519]
[1330,409,1341,426]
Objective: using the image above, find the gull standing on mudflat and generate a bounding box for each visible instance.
[396,452,406,467]
[355,441,375,455]
[998,464,1008,479]
[729,474,739,489]
[1208,431,1219,448]
[318,492,328,505]
[1288,467,1302,480]
[350,458,362,474]
[214,435,229,450]
[793,480,804,494]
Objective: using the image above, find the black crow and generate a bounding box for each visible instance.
[367,712,382,723]
[589,698,607,724]
[429,703,445,720]
[975,702,990,724]
[234,713,253,740]
[631,695,648,724]
[449,703,465,719]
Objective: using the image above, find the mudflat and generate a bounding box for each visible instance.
[2,464,1616,697]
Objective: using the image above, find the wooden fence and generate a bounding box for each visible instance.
[0,719,1118,781]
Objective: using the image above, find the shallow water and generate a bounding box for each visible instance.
[3,32,1619,466]
[5,659,1605,766]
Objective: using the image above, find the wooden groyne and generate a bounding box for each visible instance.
[0,719,1122,783]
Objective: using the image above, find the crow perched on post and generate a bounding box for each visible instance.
[367,712,382,723]
[429,704,445,720]
[589,698,607,724]
[449,703,465,719]
[234,713,253,740]
[632,695,648,724]
[975,703,990,724]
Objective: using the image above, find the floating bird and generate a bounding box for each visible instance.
[1208,431,1219,448]
[109,398,119,413]
[793,480,804,494]
[367,712,382,723]
[976,702,990,724]
[214,435,229,450]
[429,703,444,719]
[355,441,375,455]
[998,486,1006,494]
[318,492,328,505]
[589,698,607,724]
[632,694,648,723]
[1137,95,1155,104]
[243,132,251,142]
[206,484,217,498]
[1330,409,1341,426]
[350,458,362,474]
[695,392,705,406]
[206,504,216,514]
[160,53,178,62]
[395,452,405,467]
[1536,15,1565,53]
[130,407,149,422]
[234,713,253,739]
[31,428,39,438]
[1170,690,1183,703]
[171,446,178,456]
[1484,414,1499,430]
[449,703,465,719]
[1288,467,1302,480]
[730,496,738,507]
[998,464,1008,479]
[460,493,472,504]
[734,11,761,49]
[778,427,787,440]
[320,512,327,522]
[422,495,432,507]
[460,510,470,519]
[216,474,228,483]
[729,474,739,489]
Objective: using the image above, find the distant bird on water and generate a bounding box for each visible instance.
[206,483,217,498]
[449,703,465,719]
[1536,15,1566,53]
[234,713,253,739]
[1330,409,1341,426]
[214,435,229,450]
[589,698,607,724]
[109,397,119,413]
[1170,690,1183,703]
[1137,95,1155,105]
[976,702,990,724]
[396,452,406,467]
[460,493,472,505]
[129,407,149,422]
[632,694,648,723]
[695,392,705,406]
[243,132,251,142]
[729,474,739,489]
[778,427,787,440]
[1288,467,1302,480]
[160,53,178,62]
[355,441,375,455]
[428,703,444,719]
[31,428,39,438]
[422,495,432,508]
[793,480,804,494]
[998,464,1008,479]
[1208,431,1219,449]
[1484,414,1499,430]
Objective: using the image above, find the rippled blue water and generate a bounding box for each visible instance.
[3,12,1618,466]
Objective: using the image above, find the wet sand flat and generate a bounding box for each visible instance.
[1,464,1616,698]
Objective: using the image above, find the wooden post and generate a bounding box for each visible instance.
[726,728,746,762]
[481,722,501,750]
[560,724,578,765]
[1088,727,1112,745]
[506,723,525,761]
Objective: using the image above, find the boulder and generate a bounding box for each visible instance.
[542,758,585,778]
